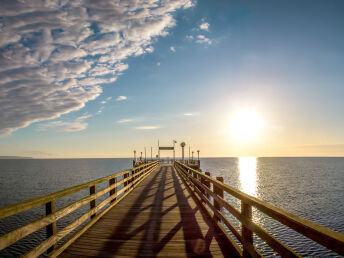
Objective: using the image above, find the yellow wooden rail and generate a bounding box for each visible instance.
[174,161,344,257]
[0,161,159,257]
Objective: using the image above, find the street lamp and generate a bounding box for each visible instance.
[192,151,194,161]
[197,150,200,161]
[140,151,142,161]
[134,150,136,161]
[173,140,177,161]
[180,142,185,162]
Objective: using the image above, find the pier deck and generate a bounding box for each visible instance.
[60,164,234,257]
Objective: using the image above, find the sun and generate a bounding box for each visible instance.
[230,108,264,142]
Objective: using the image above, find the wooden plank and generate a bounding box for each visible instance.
[175,161,344,255]
[60,164,235,257]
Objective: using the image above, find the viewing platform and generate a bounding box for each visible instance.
[0,161,343,257]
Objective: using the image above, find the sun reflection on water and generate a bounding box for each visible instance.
[239,157,257,197]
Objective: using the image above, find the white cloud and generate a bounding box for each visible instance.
[100,97,112,104]
[157,62,161,66]
[170,46,176,52]
[0,0,193,136]
[184,113,194,116]
[135,126,159,130]
[200,22,210,31]
[196,35,212,45]
[116,96,127,101]
[38,113,91,132]
[117,119,134,123]
[186,35,194,40]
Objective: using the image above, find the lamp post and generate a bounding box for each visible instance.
[151,147,152,161]
[180,142,185,162]
[134,150,136,161]
[197,150,200,161]
[173,140,177,161]
[192,151,194,162]
[140,152,142,161]
[144,147,146,161]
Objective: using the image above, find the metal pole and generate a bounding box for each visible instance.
[144,147,146,161]
[158,140,160,161]
[189,146,190,161]
[192,151,194,161]
[173,141,175,161]
[134,150,136,161]
[182,147,184,162]
[140,152,142,161]
[197,150,200,161]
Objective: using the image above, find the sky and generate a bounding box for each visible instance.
[0,0,344,158]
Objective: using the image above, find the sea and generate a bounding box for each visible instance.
[0,157,343,257]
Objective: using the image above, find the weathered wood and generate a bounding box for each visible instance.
[175,161,344,256]
[242,201,254,257]
[90,185,96,219]
[59,164,235,258]
[0,162,155,220]
[214,176,224,220]
[23,164,158,258]
[109,178,116,204]
[46,201,57,253]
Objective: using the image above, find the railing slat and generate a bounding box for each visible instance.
[45,200,57,253]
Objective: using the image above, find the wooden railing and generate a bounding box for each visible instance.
[0,161,159,257]
[174,161,344,257]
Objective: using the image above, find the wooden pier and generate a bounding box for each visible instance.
[0,161,343,257]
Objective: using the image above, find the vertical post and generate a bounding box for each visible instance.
[124,171,129,192]
[158,140,160,161]
[144,147,146,162]
[204,172,211,198]
[213,177,224,222]
[151,147,152,161]
[242,200,253,257]
[46,201,57,253]
[109,177,116,203]
[90,185,96,219]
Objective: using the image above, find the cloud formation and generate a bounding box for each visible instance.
[170,46,176,52]
[200,22,210,31]
[135,126,159,130]
[116,96,127,101]
[38,113,92,132]
[196,35,212,45]
[117,118,134,123]
[0,0,193,136]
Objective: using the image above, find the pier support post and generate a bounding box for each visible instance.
[214,177,224,222]
[242,201,253,257]
[46,200,57,253]
[203,172,211,198]
[90,185,96,219]
[109,178,116,203]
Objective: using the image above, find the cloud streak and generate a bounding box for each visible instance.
[116,96,127,101]
[0,0,193,136]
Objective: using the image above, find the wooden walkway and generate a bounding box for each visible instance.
[60,164,235,257]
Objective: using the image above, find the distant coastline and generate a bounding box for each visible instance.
[0,156,33,159]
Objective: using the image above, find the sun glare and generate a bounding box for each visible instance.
[230,108,264,142]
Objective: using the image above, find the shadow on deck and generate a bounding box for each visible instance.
[60,165,237,257]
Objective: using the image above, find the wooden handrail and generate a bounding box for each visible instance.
[0,161,159,257]
[174,161,344,257]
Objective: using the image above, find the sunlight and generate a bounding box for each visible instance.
[238,157,257,196]
[230,108,264,143]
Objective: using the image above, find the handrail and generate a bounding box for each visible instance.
[174,161,344,257]
[0,161,159,257]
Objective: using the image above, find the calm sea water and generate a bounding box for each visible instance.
[0,157,343,257]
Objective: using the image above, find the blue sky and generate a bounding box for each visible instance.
[1,0,344,157]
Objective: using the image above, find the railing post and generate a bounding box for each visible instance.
[46,200,57,253]
[213,177,224,222]
[242,200,253,257]
[204,172,211,198]
[109,177,116,203]
[124,171,129,192]
[90,185,96,219]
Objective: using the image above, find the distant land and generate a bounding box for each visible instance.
[0,156,33,159]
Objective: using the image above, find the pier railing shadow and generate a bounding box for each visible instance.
[94,165,234,257]
[174,161,344,257]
